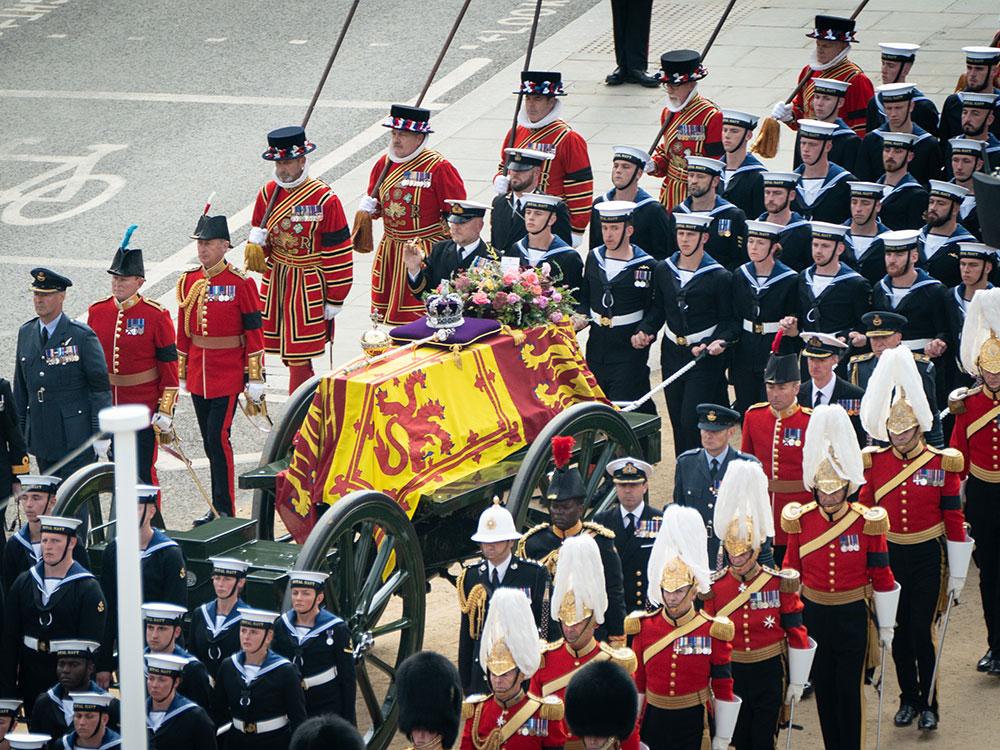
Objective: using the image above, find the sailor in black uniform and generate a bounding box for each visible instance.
[875,132,930,230]
[60,692,119,749]
[0,516,105,714]
[843,182,890,285]
[145,653,217,750]
[938,46,1000,148]
[142,603,211,710]
[792,120,856,225]
[211,609,307,749]
[272,571,355,722]
[719,110,767,221]
[757,172,813,272]
[866,43,940,137]
[950,138,987,241]
[491,149,572,253]
[505,193,583,292]
[945,242,995,391]
[856,83,943,186]
[668,156,747,271]
[574,200,656,411]
[0,699,22,746]
[917,180,977,288]
[792,78,862,173]
[589,146,671,260]
[188,556,251,682]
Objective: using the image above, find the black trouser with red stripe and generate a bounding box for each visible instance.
[966,475,1000,654]
[191,393,238,516]
[731,655,785,750]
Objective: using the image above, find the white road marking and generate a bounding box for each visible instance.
[369,42,390,46]
[47,33,66,38]
[205,37,227,43]
[127,36,144,41]
[459,44,479,50]
[288,39,308,45]
[0,89,438,110]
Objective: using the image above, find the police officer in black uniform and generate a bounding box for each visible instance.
[145,653,217,750]
[272,571,355,722]
[141,603,212,710]
[574,201,656,412]
[590,146,671,259]
[668,156,748,271]
[189,557,251,682]
[13,269,112,478]
[731,220,801,412]
[843,182,891,285]
[875,132,931,230]
[404,200,501,297]
[457,500,550,695]
[719,110,767,221]
[757,172,813,272]
[1,516,106,713]
[491,149,572,253]
[672,405,760,567]
[211,609,307,749]
[593,457,661,613]
[856,83,943,187]
[633,213,737,455]
[96,485,187,689]
[516,439,627,647]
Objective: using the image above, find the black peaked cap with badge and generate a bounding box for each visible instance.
[397,651,463,749]
[697,403,740,431]
[30,268,72,293]
[862,311,907,336]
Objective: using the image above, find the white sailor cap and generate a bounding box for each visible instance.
[685,155,725,175]
[7,735,53,750]
[136,484,160,504]
[611,144,653,169]
[745,220,784,238]
[761,171,799,187]
[50,639,100,658]
[287,570,330,589]
[673,212,714,231]
[522,193,563,211]
[928,180,969,201]
[17,475,60,494]
[69,692,114,712]
[881,229,921,251]
[881,131,919,149]
[959,91,998,109]
[239,608,280,629]
[812,78,850,96]
[879,42,919,61]
[949,137,988,157]
[210,556,250,576]
[141,602,187,624]
[810,221,849,241]
[38,515,82,535]
[0,698,22,717]
[801,331,849,359]
[797,119,839,139]
[954,242,998,260]
[877,82,915,102]
[848,181,885,199]
[145,652,191,675]
[606,457,653,483]
[720,109,759,129]
[471,497,522,543]
[595,201,637,222]
[963,46,1000,65]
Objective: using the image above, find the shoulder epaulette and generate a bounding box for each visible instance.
[780,501,815,534]
[929,446,964,474]
[600,642,638,674]
[514,523,549,558]
[861,445,888,469]
[542,638,564,653]
[90,295,113,306]
[849,352,874,363]
[462,694,489,719]
[624,608,657,635]
[913,352,930,363]
[227,263,247,280]
[706,614,735,642]
[710,568,727,583]
[746,402,770,411]
[801,405,813,414]
[775,568,800,593]
[583,521,615,539]
[857,504,889,536]
[948,385,978,414]
[536,694,564,721]
[142,297,166,312]
[677,448,702,459]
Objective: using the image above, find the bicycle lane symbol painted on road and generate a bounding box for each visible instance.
[0,140,127,226]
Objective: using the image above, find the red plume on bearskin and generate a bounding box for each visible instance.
[771,329,783,355]
[551,436,575,469]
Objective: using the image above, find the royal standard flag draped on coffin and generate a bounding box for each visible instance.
[275,322,608,542]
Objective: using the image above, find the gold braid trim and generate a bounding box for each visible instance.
[471,704,504,750]
[459,581,489,640]
[709,616,735,642]
[538,695,563,721]
[177,274,209,339]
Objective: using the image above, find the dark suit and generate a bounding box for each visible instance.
[406,238,500,297]
[610,0,653,76]
[798,377,866,445]
[13,313,111,478]
[491,193,573,253]
[593,502,662,613]
[673,447,760,567]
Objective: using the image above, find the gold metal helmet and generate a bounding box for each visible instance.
[659,557,696,592]
[723,516,754,557]
[813,456,850,494]
[886,387,920,435]
[557,590,594,627]
[979,330,1000,375]
[486,640,518,674]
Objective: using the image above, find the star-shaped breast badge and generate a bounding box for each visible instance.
[763,615,776,629]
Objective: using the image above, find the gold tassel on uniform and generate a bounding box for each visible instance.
[244,243,268,274]
[862,506,889,536]
[458,581,488,640]
[351,211,375,254]
[751,117,781,159]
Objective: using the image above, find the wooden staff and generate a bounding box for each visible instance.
[350,0,474,253]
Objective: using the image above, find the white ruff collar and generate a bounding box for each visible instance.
[517,99,563,130]
[809,47,850,72]
[666,85,698,113]
[273,163,310,190]
[388,134,430,164]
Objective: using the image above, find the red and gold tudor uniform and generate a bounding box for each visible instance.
[460,692,567,750]
[649,51,724,212]
[368,105,466,325]
[495,71,593,240]
[252,128,353,376]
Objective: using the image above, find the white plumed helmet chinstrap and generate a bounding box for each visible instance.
[479,588,541,677]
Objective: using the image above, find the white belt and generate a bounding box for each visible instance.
[590,310,644,327]
[233,716,289,734]
[901,338,932,350]
[663,323,717,346]
[23,635,47,652]
[302,665,338,689]
[742,319,780,334]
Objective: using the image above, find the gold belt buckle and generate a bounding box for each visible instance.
[676,336,687,347]
[600,316,613,327]
[244,721,257,734]
[754,323,763,334]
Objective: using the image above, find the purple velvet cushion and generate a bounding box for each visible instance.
[390,316,503,345]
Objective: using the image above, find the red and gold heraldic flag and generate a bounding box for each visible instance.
[276,322,607,542]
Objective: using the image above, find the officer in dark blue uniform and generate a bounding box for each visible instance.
[13,269,112,478]
[672,405,760,567]
[272,571,355,723]
[189,557,251,681]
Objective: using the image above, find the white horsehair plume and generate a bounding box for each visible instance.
[646,504,711,606]
[479,588,541,677]
[713,459,774,545]
[551,534,608,624]
[960,288,1000,374]
[859,345,932,441]
[802,404,866,493]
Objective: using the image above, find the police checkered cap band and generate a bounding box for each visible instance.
[879,42,919,61]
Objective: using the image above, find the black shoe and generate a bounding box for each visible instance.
[918,710,938,730]
[605,67,624,85]
[624,69,660,88]
[978,649,994,671]
[192,510,228,527]
[894,704,918,727]
[990,659,1000,676]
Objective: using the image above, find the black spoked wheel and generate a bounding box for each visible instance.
[52,462,116,548]
[506,402,644,528]
[251,375,321,541]
[293,491,426,750]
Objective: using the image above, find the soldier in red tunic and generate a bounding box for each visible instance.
[949,287,1000,676]
[649,50,724,213]
[247,126,353,394]
[770,15,875,138]
[782,404,898,750]
[359,105,466,325]
[858,347,968,731]
[627,504,739,750]
[460,589,567,750]
[740,350,812,566]
[528,535,638,750]
[176,215,265,524]
[703,460,812,750]
[493,71,593,246]
[87,228,178,485]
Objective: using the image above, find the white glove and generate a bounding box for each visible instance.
[947,576,965,598]
[151,412,172,432]
[247,226,268,245]
[878,627,894,648]
[711,738,731,750]
[323,304,342,320]
[785,684,804,705]
[643,159,655,173]
[493,174,510,195]
[246,381,265,404]
[771,100,794,122]
[571,233,583,249]
[359,195,378,214]
[93,439,111,460]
